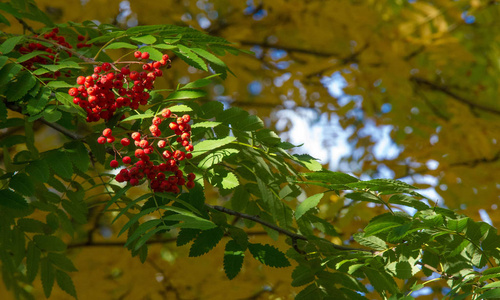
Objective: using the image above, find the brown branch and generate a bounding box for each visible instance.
[206,204,373,253]
[450,152,500,167]
[410,76,500,116]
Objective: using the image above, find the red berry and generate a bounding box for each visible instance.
[110,160,119,168]
[182,114,191,123]
[93,66,102,73]
[76,76,85,85]
[107,136,115,143]
[130,178,139,186]
[187,173,196,181]
[186,181,195,189]
[102,62,111,71]
[135,149,145,158]
[161,108,171,118]
[141,52,150,60]
[169,122,179,131]
[68,87,78,96]
[134,51,142,58]
[157,140,166,148]
[139,139,149,148]
[103,128,112,137]
[162,54,169,61]
[122,156,132,164]
[131,132,141,141]
[121,138,130,146]
[97,136,106,144]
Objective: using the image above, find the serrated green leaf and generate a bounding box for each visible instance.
[478,288,500,299]
[165,89,207,101]
[175,45,207,71]
[26,241,41,282]
[345,192,381,203]
[200,101,223,118]
[104,42,138,49]
[223,240,245,279]
[189,227,224,257]
[191,121,222,129]
[33,235,67,252]
[125,219,162,247]
[235,115,264,131]
[192,136,236,158]
[296,284,325,300]
[353,233,387,250]
[295,193,323,220]
[5,72,37,102]
[9,172,35,196]
[26,159,49,182]
[388,194,430,211]
[134,226,166,251]
[291,265,315,287]
[198,148,238,170]
[47,81,74,89]
[395,261,412,279]
[221,171,239,189]
[0,36,23,54]
[0,189,28,210]
[64,142,90,173]
[61,200,87,224]
[121,112,154,122]
[304,170,359,184]
[181,74,219,89]
[55,270,77,298]
[47,253,77,272]
[42,108,62,123]
[176,228,201,246]
[41,258,55,298]
[364,214,406,236]
[248,243,290,268]
[46,150,73,180]
[0,63,22,86]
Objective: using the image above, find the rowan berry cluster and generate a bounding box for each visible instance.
[69,51,170,122]
[100,107,196,194]
[19,28,90,78]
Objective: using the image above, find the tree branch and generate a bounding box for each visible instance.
[205,204,373,253]
[237,40,342,58]
[410,76,500,116]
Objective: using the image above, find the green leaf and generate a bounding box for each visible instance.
[200,101,223,118]
[395,261,413,279]
[191,121,222,129]
[223,240,245,279]
[353,233,387,250]
[55,270,77,298]
[26,241,41,282]
[198,148,238,170]
[33,235,67,252]
[136,45,163,60]
[0,36,23,54]
[125,219,162,247]
[0,189,28,210]
[9,172,35,196]
[182,74,220,89]
[65,142,90,173]
[304,170,359,184]
[230,186,250,212]
[220,171,239,189]
[248,243,290,268]
[168,104,193,113]
[176,228,200,246]
[47,81,74,89]
[5,72,37,102]
[192,136,236,158]
[61,200,87,224]
[293,154,322,171]
[165,89,207,101]
[131,35,157,44]
[234,115,264,131]
[41,258,55,298]
[47,253,78,272]
[447,217,469,232]
[162,208,216,230]
[46,150,73,180]
[118,207,159,237]
[0,100,6,122]
[295,193,323,220]
[478,288,500,299]
[121,112,154,122]
[296,284,325,300]
[388,194,430,211]
[17,218,48,233]
[255,129,281,146]
[133,226,165,251]
[291,265,315,287]
[174,45,207,71]
[104,42,138,49]
[364,214,406,236]
[189,227,225,257]
[345,192,381,203]
[0,63,22,86]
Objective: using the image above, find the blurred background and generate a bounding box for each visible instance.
[2,0,500,299]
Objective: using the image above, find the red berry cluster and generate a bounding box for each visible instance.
[101,108,196,194]
[18,28,90,78]
[69,51,170,122]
